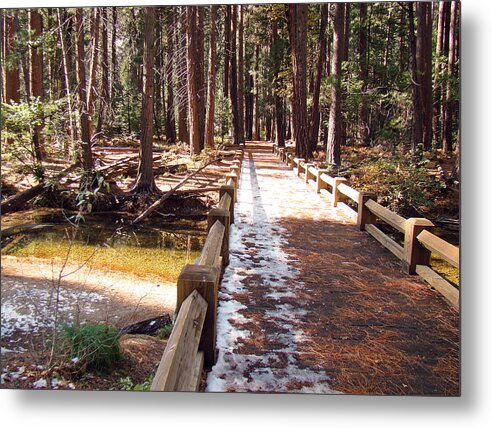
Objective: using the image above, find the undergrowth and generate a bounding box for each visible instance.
[60,323,122,371]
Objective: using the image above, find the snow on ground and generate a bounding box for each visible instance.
[206,151,340,394]
[1,277,108,352]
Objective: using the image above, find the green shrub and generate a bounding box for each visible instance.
[156,324,173,340]
[61,323,122,371]
[117,375,154,391]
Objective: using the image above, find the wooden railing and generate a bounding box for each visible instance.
[272,143,459,311]
[151,149,243,391]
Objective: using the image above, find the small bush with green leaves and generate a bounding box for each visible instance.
[117,375,154,391]
[61,323,122,371]
[156,324,173,340]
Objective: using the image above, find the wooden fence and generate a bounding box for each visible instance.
[272,143,459,311]
[151,149,243,392]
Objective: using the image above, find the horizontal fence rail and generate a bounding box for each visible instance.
[272,143,459,311]
[151,148,244,392]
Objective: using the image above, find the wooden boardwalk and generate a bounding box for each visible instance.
[205,141,459,395]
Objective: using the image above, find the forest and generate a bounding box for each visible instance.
[1,2,460,218]
[1,2,461,393]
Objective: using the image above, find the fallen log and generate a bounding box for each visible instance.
[119,314,172,336]
[132,157,222,225]
[1,223,56,239]
[1,183,45,215]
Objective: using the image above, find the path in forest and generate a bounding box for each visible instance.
[206,141,459,395]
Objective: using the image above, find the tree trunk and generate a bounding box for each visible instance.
[197,7,205,151]
[133,7,157,193]
[272,17,285,148]
[309,4,329,152]
[237,5,245,145]
[57,9,75,153]
[186,6,200,155]
[326,3,344,165]
[110,6,117,118]
[416,2,433,150]
[177,6,189,143]
[29,9,44,162]
[433,2,448,147]
[342,3,351,62]
[252,44,259,141]
[75,9,93,172]
[165,9,177,143]
[288,4,310,159]
[443,1,458,153]
[230,5,240,145]
[224,5,230,99]
[87,8,100,139]
[204,6,218,149]
[96,7,109,134]
[3,12,20,103]
[357,3,370,146]
[407,3,423,150]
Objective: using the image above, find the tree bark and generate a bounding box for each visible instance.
[252,44,259,141]
[87,8,100,139]
[309,4,329,152]
[57,9,75,152]
[288,4,310,159]
[224,5,231,99]
[29,9,44,162]
[96,7,109,134]
[407,3,423,150]
[416,2,433,150]
[204,6,218,149]
[3,12,20,103]
[186,6,200,155]
[165,9,177,143]
[443,1,458,153]
[110,6,117,115]
[133,7,157,193]
[177,6,189,143]
[272,17,285,148]
[75,9,93,172]
[357,3,370,146]
[342,3,351,62]
[237,5,245,145]
[432,2,448,147]
[197,7,205,151]
[326,3,344,165]
[230,5,240,145]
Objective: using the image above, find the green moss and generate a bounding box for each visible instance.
[430,255,460,288]
[10,238,201,282]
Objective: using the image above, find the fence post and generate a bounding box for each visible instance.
[332,177,347,207]
[226,170,238,199]
[176,264,220,366]
[403,218,435,274]
[219,184,235,224]
[357,192,377,231]
[303,163,313,183]
[208,208,230,267]
[295,158,305,177]
[316,169,328,193]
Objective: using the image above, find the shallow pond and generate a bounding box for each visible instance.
[2,209,207,282]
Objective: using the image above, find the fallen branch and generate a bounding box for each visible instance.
[0,183,45,215]
[132,157,222,225]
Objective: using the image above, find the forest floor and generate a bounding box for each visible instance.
[1,256,173,390]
